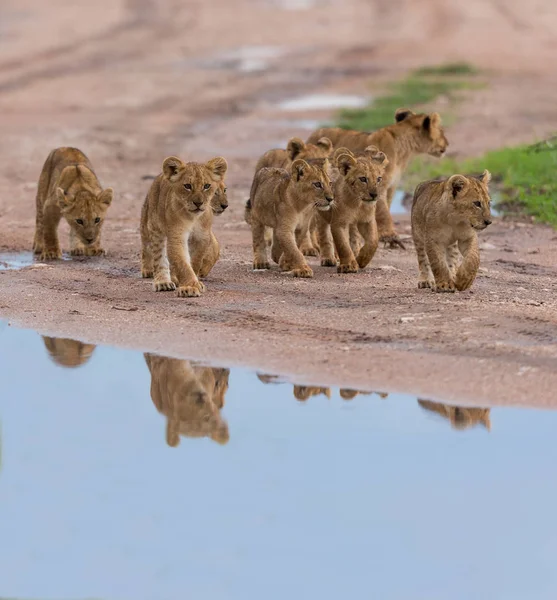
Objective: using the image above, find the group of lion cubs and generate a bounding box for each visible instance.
[32,107,493,296]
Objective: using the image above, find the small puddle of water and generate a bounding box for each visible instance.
[0,324,555,599]
[278,94,369,112]
[194,46,285,73]
[0,251,35,271]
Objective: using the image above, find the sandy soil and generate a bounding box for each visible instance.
[1,0,556,407]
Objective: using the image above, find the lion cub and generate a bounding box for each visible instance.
[317,146,388,273]
[140,155,227,297]
[246,158,333,278]
[188,180,228,279]
[411,171,492,292]
[33,147,114,260]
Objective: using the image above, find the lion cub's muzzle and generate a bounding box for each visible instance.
[316,195,334,211]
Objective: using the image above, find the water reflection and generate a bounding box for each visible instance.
[144,354,230,447]
[257,372,387,402]
[418,399,491,431]
[42,335,96,368]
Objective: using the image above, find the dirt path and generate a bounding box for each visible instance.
[1,0,556,407]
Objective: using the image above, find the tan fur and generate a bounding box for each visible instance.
[254,136,333,173]
[188,180,228,280]
[308,110,448,245]
[144,353,230,447]
[339,389,373,400]
[42,335,96,368]
[411,171,492,292]
[246,158,333,278]
[253,137,333,257]
[293,386,331,401]
[33,147,114,260]
[418,400,491,431]
[317,147,388,272]
[140,155,227,297]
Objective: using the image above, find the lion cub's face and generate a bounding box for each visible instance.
[42,336,96,368]
[445,170,492,231]
[55,165,113,247]
[395,109,449,157]
[291,158,334,211]
[211,181,228,215]
[336,146,388,203]
[162,155,227,216]
[287,136,333,162]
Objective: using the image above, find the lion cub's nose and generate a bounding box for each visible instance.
[484,219,492,226]
[326,196,333,204]
[194,199,204,208]
[86,237,94,244]
[369,192,377,200]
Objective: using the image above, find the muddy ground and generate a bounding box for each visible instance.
[1,0,556,407]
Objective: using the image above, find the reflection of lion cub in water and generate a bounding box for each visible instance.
[411,171,492,292]
[144,354,230,447]
[418,400,491,431]
[42,336,96,368]
[33,147,114,260]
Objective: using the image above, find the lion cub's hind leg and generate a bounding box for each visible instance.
[252,220,271,270]
[151,231,176,292]
[414,234,435,289]
[140,214,154,279]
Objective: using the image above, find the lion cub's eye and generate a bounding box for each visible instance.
[473,200,482,208]
[203,183,211,190]
[359,176,368,183]
[313,182,322,189]
[184,183,192,190]
[94,217,101,224]
[224,188,228,193]
[377,176,382,183]
[76,219,84,225]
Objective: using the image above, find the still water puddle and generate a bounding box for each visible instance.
[0,324,556,599]
[278,94,369,112]
[0,251,35,270]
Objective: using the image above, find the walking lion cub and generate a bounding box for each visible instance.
[33,147,114,260]
[140,155,227,297]
[411,171,492,292]
[246,158,333,278]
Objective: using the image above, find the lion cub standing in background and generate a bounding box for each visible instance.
[33,147,114,260]
[411,171,492,292]
[140,155,227,297]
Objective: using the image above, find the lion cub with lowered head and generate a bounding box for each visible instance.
[141,155,227,297]
[411,171,492,292]
[317,146,388,273]
[254,136,333,173]
[246,158,333,278]
[33,147,114,260]
[418,400,491,431]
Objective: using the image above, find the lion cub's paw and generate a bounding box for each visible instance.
[71,247,86,256]
[301,246,319,257]
[154,280,176,292]
[380,234,406,250]
[321,257,337,267]
[434,280,456,293]
[253,261,271,270]
[177,281,205,297]
[86,247,106,257]
[337,260,359,274]
[40,248,62,261]
[292,266,314,278]
[418,279,434,289]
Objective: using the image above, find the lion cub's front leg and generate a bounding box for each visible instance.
[355,219,379,270]
[167,231,205,297]
[455,235,480,291]
[151,230,176,292]
[40,204,63,260]
[331,223,358,273]
[426,238,455,292]
[252,220,271,270]
[317,216,337,267]
[276,225,313,278]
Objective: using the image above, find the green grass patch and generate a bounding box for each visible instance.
[337,62,482,132]
[405,143,557,226]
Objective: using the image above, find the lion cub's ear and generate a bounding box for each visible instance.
[364,145,388,166]
[55,187,71,209]
[423,112,441,131]
[332,147,353,166]
[316,137,333,154]
[446,174,469,198]
[287,137,306,161]
[206,156,228,181]
[337,153,357,176]
[162,156,187,182]
[480,169,491,185]
[291,159,309,181]
[98,187,113,206]
[395,108,415,122]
